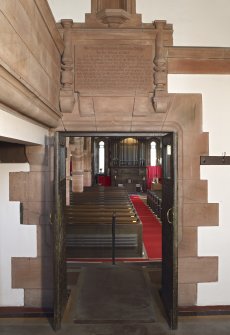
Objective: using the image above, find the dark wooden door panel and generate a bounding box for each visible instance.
[161,132,178,330]
[53,132,68,331]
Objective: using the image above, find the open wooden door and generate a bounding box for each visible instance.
[53,132,68,330]
[161,132,178,329]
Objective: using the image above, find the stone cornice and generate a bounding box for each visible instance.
[0,65,61,128]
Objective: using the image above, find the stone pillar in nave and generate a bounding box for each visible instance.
[71,137,84,192]
[84,137,92,187]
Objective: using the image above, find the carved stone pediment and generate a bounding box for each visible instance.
[96,9,131,27]
[85,0,141,28]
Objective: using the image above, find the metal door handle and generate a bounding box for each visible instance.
[49,212,54,225]
[167,208,173,224]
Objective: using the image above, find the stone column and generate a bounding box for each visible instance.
[84,137,92,187]
[71,137,84,192]
[152,20,173,113]
[60,19,75,114]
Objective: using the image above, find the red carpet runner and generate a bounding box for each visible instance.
[130,195,162,260]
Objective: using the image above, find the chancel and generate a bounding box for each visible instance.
[92,136,161,192]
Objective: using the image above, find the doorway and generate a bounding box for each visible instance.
[53,131,178,330]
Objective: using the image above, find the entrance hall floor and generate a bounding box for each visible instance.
[1,264,230,335]
[1,314,230,335]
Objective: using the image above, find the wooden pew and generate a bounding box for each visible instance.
[147,189,162,220]
[66,223,143,258]
[65,186,143,258]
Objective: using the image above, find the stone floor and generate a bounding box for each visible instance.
[1,264,230,335]
[1,315,230,335]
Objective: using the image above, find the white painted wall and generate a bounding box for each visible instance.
[168,75,230,155]
[137,0,230,47]
[198,166,230,305]
[0,108,48,306]
[168,75,230,305]
[47,0,91,22]
[0,164,37,306]
[0,108,49,145]
[47,0,230,47]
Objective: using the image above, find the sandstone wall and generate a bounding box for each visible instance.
[0,0,63,127]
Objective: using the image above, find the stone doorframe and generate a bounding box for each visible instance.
[161,93,218,307]
[9,92,219,308]
[58,92,219,307]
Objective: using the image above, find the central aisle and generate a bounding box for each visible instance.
[130,195,162,260]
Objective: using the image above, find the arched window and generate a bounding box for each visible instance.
[99,141,105,173]
[150,141,157,166]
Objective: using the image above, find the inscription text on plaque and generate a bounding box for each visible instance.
[75,43,153,93]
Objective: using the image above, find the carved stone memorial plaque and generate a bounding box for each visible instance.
[75,42,153,93]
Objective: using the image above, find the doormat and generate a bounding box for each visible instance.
[74,264,155,323]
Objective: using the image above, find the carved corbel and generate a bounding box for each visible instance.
[152,20,170,113]
[60,19,75,113]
